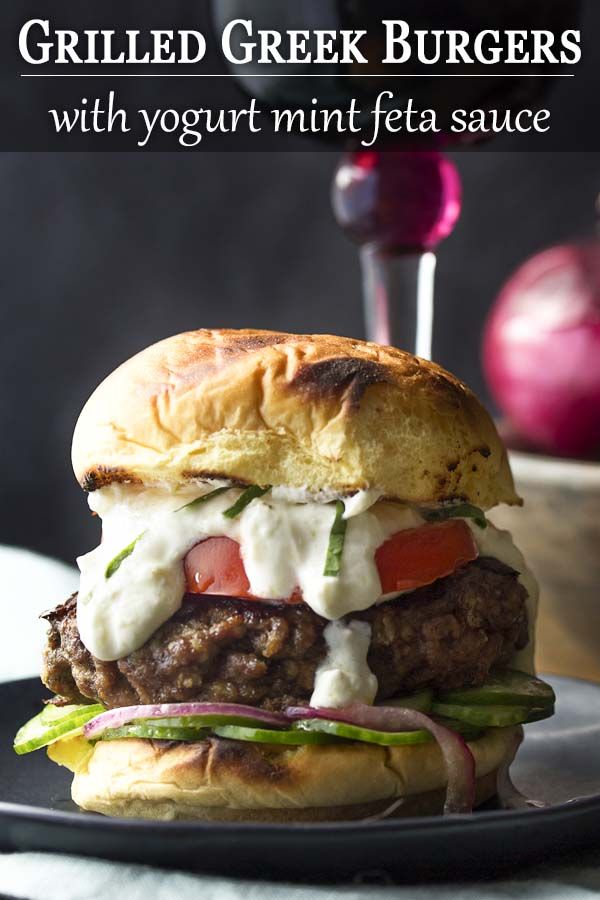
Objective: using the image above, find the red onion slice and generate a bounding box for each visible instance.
[287,703,476,815]
[496,728,546,810]
[84,702,288,739]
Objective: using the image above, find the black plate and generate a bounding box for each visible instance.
[1,676,599,882]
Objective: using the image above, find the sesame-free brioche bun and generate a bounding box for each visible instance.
[72,329,519,509]
[54,727,518,822]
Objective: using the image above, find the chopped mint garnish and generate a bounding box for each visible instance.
[223,485,271,519]
[422,503,487,529]
[175,486,230,513]
[323,500,347,577]
[105,533,144,579]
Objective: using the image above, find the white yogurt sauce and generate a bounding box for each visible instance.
[76,484,537,707]
[269,486,381,515]
[310,620,378,708]
[342,489,383,519]
[77,485,422,662]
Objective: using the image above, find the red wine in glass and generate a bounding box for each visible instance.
[212,0,580,357]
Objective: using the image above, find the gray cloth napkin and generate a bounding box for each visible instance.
[2,850,600,900]
[1,548,599,899]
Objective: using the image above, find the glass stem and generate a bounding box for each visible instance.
[360,246,437,360]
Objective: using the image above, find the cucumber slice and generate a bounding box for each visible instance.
[295,719,432,745]
[383,689,433,713]
[439,670,555,709]
[101,724,209,742]
[213,725,340,745]
[14,703,105,755]
[296,716,483,745]
[105,716,483,747]
[133,714,284,729]
[524,706,556,724]
[431,700,554,728]
[432,717,484,742]
[40,703,90,725]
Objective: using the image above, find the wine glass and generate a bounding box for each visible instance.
[332,149,460,359]
[212,0,580,359]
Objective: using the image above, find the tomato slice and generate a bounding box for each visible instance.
[375,520,478,594]
[184,520,478,603]
[184,537,253,600]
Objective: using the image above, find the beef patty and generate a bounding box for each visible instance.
[42,557,529,711]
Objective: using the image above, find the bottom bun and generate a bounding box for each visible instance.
[64,726,519,822]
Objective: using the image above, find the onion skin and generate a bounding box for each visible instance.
[483,242,600,459]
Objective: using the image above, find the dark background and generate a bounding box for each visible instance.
[1,0,599,564]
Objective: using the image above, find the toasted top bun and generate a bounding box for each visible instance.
[72,329,519,508]
[61,726,518,822]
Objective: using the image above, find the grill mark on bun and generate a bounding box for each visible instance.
[82,466,143,493]
[217,332,291,355]
[206,737,293,785]
[290,357,390,408]
[180,470,252,486]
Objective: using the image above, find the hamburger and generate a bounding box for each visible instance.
[14,329,555,821]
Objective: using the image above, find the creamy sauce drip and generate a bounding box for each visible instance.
[76,484,537,708]
[311,621,377,708]
[77,484,422,662]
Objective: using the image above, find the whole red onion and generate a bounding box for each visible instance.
[483,241,600,459]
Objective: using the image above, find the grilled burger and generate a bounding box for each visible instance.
[14,329,554,821]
